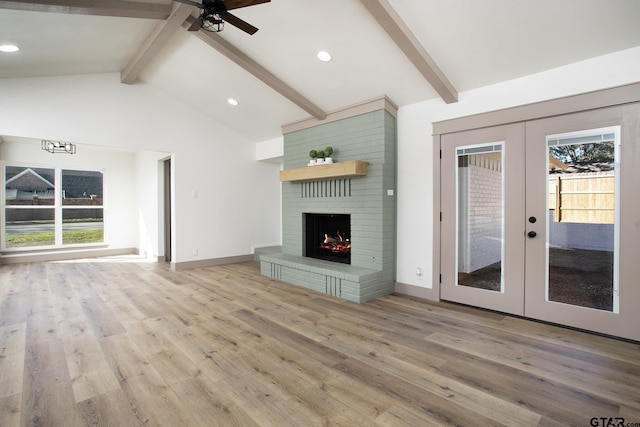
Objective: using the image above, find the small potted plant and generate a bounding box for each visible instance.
[309,149,318,166]
[316,150,325,165]
[323,146,334,164]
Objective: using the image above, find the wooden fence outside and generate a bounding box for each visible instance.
[549,173,614,224]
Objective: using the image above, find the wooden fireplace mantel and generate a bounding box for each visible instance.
[279,160,368,182]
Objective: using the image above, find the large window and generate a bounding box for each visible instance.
[3,165,104,249]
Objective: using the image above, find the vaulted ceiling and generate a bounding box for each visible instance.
[1,0,639,142]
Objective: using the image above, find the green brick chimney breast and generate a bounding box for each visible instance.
[260,108,397,303]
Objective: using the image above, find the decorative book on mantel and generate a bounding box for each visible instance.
[280,160,368,182]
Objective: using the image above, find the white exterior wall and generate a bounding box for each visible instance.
[458,155,502,274]
[548,210,614,252]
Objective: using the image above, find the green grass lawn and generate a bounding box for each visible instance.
[63,230,104,245]
[5,230,104,248]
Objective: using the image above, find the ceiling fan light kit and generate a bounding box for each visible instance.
[201,13,224,32]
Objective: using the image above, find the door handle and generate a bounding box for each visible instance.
[527,231,537,238]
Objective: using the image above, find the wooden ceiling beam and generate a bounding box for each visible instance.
[121,3,194,84]
[183,16,327,120]
[360,0,458,104]
[0,0,172,20]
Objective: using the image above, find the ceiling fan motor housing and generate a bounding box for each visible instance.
[203,0,227,16]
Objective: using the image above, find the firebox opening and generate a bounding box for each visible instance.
[304,213,351,264]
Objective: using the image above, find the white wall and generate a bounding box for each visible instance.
[0,138,137,249]
[0,73,282,263]
[396,46,640,290]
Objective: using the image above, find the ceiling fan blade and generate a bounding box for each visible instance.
[223,0,270,11]
[222,12,259,35]
[172,0,203,7]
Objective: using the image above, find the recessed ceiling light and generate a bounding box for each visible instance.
[0,44,19,53]
[227,98,239,106]
[317,51,332,62]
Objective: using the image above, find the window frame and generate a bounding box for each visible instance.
[2,161,107,251]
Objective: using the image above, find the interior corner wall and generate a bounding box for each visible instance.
[0,73,282,264]
[135,150,170,260]
[396,46,640,293]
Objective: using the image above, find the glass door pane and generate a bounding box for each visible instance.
[546,127,619,312]
[61,169,104,245]
[456,144,504,292]
[4,208,55,248]
[62,208,104,245]
[4,166,56,248]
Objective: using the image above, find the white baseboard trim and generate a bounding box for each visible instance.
[171,254,255,271]
[394,281,440,301]
[0,247,138,264]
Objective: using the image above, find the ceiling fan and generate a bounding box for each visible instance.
[173,0,270,35]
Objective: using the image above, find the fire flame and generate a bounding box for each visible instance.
[320,232,350,253]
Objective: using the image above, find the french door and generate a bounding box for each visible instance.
[441,123,525,315]
[440,104,640,341]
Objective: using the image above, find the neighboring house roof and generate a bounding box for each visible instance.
[6,168,54,190]
[61,170,103,198]
[5,167,103,198]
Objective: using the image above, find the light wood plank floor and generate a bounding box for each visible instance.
[1,256,639,426]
